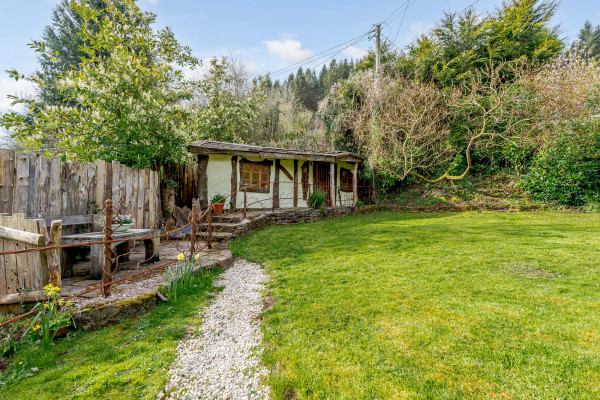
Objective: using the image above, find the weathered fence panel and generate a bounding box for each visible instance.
[162,161,198,208]
[0,213,57,315]
[0,149,161,229]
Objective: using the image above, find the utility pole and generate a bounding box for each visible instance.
[375,24,381,74]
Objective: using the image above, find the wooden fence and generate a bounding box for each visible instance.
[0,214,62,315]
[0,149,161,229]
[162,161,198,209]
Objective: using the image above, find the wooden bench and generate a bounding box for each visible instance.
[61,229,160,280]
[44,214,95,230]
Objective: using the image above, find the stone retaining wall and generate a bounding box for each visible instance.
[72,252,233,331]
[231,207,357,239]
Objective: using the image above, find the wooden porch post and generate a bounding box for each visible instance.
[353,162,358,205]
[197,155,209,210]
[230,156,237,210]
[293,160,298,208]
[273,160,280,210]
[329,162,336,207]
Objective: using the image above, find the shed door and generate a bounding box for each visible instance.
[314,162,332,206]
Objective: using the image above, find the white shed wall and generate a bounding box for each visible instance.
[204,154,354,209]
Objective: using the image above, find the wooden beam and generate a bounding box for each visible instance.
[279,163,293,181]
[0,290,48,305]
[330,162,336,207]
[293,160,298,207]
[189,147,359,163]
[353,162,359,205]
[13,154,29,214]
[273,160,280,210]
[197,155,209,210]
[46,220,62,288]
[44,215,93,227]
[0,149,15,214]
[0,225,46,246]
[230,156,237,210]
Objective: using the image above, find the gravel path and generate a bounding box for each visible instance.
[160,259,270,400]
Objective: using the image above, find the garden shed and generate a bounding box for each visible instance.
[188,141,364,210]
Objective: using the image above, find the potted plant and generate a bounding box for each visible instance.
[210,194,226,215]
[96,214,135,232]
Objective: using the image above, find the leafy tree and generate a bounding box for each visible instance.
[188,57,262,143]
[1,0,199,168]
[36,0,129,107]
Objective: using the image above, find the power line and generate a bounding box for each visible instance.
[268,32,370,79]
[270,35,370,80]
[393,0,418,44]
[382,0,412,24]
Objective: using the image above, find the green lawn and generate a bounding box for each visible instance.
[230,211,600,399]
[0,270,221,399]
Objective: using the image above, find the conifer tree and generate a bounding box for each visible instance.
[574,21,600,59]
[36,0,128,106]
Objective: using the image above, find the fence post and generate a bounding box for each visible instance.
[190,204,198,257]
[46,220,63,288]
[207,204,213,250]
[243,188,247,220]
[103,199,113,297]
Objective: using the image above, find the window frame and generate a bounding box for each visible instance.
[340,167,353,192]
[239,159,272,193]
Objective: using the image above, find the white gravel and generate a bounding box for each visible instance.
[160,259,270,400]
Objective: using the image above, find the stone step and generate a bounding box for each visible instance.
[199,231,234,242]
[209,214,245,223]
[198,222,239,233]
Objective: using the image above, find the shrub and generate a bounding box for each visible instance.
[521,119,600,206]
[309,190,326,209]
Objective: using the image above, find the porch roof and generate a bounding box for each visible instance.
[188,141,364,163]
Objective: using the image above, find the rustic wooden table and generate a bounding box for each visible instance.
[61,229,160,279]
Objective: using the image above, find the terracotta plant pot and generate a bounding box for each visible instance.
[212,202,224,215]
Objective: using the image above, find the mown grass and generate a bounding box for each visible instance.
[230,211,600,399]
[0,269,221,399]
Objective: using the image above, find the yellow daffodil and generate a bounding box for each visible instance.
[177,253,185,261]
[194,254,200,260]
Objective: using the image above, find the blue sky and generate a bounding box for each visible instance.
[1,0,599,116]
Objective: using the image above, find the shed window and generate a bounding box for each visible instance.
[340,168,353,192]
[241,161,270,193]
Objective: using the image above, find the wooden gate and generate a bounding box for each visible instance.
[313,162,332,206]
[0,214,62,315]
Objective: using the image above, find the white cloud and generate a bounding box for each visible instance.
[262,39,313,62]
[342,46,368,60]
[409,22,433,37]
[0,78,37,115]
